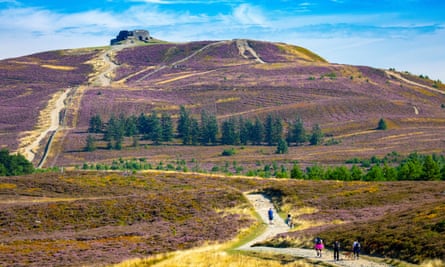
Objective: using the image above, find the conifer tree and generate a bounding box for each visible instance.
[377,118,388,130]
[252,117,264,145]
[85,134,96,151]
[149,111,162,144]
[161,112,173,142]
[275,138,288,154]
[309,124,323,145]
[88,114,103,133]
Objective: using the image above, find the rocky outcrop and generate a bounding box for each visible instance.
[110,29,150,45]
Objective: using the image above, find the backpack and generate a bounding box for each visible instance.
[315,237,322,244]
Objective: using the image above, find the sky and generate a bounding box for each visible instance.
[1,0,444,81]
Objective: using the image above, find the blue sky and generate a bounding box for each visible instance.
[1,0,444,80]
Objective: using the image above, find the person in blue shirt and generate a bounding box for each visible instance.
[268,208,274,224]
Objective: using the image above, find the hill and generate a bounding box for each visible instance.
[1,38,445,265]
[0,39,445,171]
[1,39,442,170]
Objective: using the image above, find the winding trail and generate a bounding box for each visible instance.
[238,193,394,267]
[91,44,132,86]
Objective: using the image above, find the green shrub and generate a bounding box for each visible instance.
[222,148,236,156]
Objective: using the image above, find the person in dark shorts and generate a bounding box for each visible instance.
[333,240,340,261]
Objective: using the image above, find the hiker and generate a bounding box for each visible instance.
[333,240,340,261]
[268,208,274,224]
[353,240,361,259]
[286,213,293,228]
[314,237,324,257]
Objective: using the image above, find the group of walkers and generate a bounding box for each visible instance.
[268,208,294,228]
[267,208,361,261]
[314,237,361,261]
[267,208,360,261]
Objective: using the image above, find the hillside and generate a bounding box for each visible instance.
[0,39,445,170]
[1,171,444,266]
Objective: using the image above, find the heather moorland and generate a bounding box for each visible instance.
[0,38,445,266]
[0,171,444,266]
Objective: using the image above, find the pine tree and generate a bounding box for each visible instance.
[272,117,283,145]
[88,114,103,133]
[149,111,162,144]
[252,117,264,145]
[85,134,96,151]
[160,113,173,142]
[309,124,323,145]
[221,118,238,145]
[125,115,138,137]
[177,106,190,139]
[287,116,306,145]
[190,118,200,145]
[200,110,218,145]
[377,118,388,130]
[264,114,274,146]
[422,155,441,180]
[275,138,288,154]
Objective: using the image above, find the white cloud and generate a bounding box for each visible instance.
[232,4,267,26]
[0,2,444,81]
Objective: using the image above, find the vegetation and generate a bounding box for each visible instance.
[1,170,444,266]
[0,171,262,266]
[87,108,325,149]
[0,149,34,176]
[260,180,445,265]
[377,118,388,130]
[78,151,445,181]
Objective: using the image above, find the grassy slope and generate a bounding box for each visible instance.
[43,39,445,170]
[0,171,266,266]
[1,171,444,266]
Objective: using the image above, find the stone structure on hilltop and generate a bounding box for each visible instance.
[110,30,151,45]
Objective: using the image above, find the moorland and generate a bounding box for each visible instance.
[0,37,445,266]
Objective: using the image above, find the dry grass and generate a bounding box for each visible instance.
[113,244,315,267]
[40,64,76,71]
[420,259,445,267]
[156,70,216,85]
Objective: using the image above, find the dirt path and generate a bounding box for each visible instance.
[134,40,230,82]
[238,193,394,267]
[236,39,265,64]
[386,70,445,95]
[19,88,71,164]
[90,44,132,86]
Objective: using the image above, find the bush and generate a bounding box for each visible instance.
[377,118,388,130]
[221,148,236,156]
[0,149,34,176]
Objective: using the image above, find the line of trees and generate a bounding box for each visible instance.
[87,106,324,150]
[77,152,445,181]
[291,152,445,181]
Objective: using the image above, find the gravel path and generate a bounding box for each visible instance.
[237,193,394,267]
